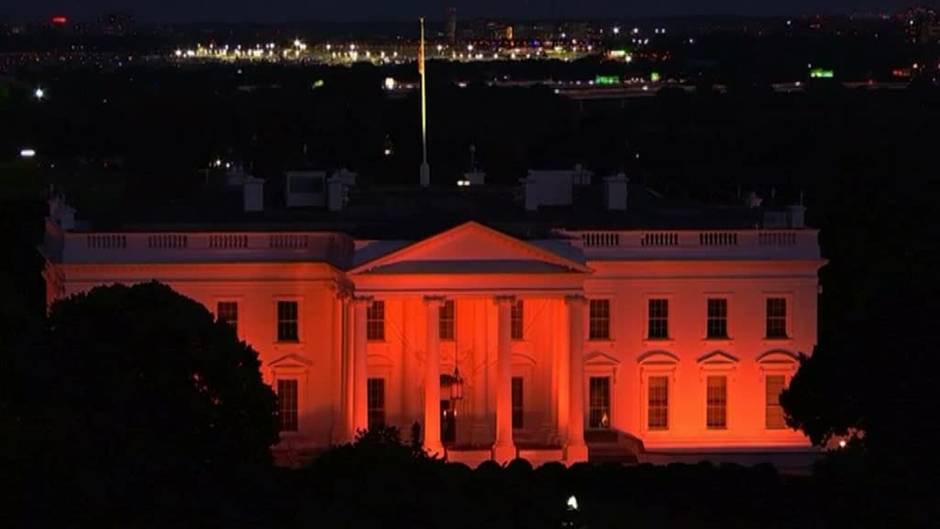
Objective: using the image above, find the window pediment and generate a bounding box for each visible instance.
[585,351,620,367]
[757,350,799,364]
[637,350,679,365]
[697,350,739,365]
[269,353,313,369]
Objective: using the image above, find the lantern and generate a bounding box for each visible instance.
[450,366,464,401]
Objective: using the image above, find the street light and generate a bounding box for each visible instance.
[34,88,45,100]
[20,148,36,158]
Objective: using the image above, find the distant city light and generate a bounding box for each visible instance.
[384,77,397,90]
[839,440,847,448]
[567,495,579,511]
[612,26,620,35]
[34,87,45,100]
[51,16,68,26]
[809,68,835,79]
[650,71,661,82]
[20,148,36,158]
[595,75,620,86]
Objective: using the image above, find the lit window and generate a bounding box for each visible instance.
[706,298,728,339]
[647,376,669,430]
[511,299,524,341]
[588,377,611,429]
[367,378,386,430]
[589,299,610,340]
[648,299,669,339]
[766,298,788,339]
[367,300,385,341]
[217,301,238,333]
[706,375,727,430]
[765,375,787,429]
[439,300,455,341]
[277,301,298,342]
[511,377,524,429]
[277,379,298,432]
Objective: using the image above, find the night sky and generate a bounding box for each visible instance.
[1,1,905,23]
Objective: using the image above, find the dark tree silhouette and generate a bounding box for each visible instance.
[20,281,279,526]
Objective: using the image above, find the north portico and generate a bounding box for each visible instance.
[346,221,593,463]
[43,195,825,466]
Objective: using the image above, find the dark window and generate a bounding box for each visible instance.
[765,375,787,430]
[589,299,610,340]
[439,300,455,341]
[648,299,669,339]
[766,298,788,339]
[277,379,298,432]
[706,375,727,430]
[367,300,385,341]
[511,299,524,341]
[648,376,669,430]
[588,377,611,429]
[706,298,728,339]
[367,378,386,430]
[511,377,524,429]
[217,301,238,333]
[277,301,298,342]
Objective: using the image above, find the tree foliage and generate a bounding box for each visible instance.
[13,281,279,526]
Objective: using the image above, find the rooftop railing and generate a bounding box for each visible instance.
[564,229,819,260]
[57,231,352,266]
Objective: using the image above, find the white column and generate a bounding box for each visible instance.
[352,296,370,435]
[565,294,588,463]
[492,295,516,462]
[423,296,444,456]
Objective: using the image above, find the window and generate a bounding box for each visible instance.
[367,300,385,341]
[367,378,386,430]
[277,301,299,342]
[589,299,610,340]
[439,300,455,341]
[588,377,611,429]
[511,377,524,429]
[647,376,669,430]
[277,379,298,432]
[648,299,669,339]
[706,298,728,339]
[765,375,787,429]
[706,375,727,430]
[766,298,788,339]
[217,301,238,333]
[511,300,524,341]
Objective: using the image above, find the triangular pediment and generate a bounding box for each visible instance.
[350,221,590,274]
[269,353,313,368]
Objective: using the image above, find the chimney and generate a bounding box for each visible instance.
[243,177,265,212]
[603,173,629,211]
[327,169,356,211]
[523,170,574,211]
[48,194,76,230]
[787,204,806,228]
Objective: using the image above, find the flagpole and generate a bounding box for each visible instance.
[419,17,430,187]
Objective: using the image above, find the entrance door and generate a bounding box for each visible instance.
[441,399,456,444]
